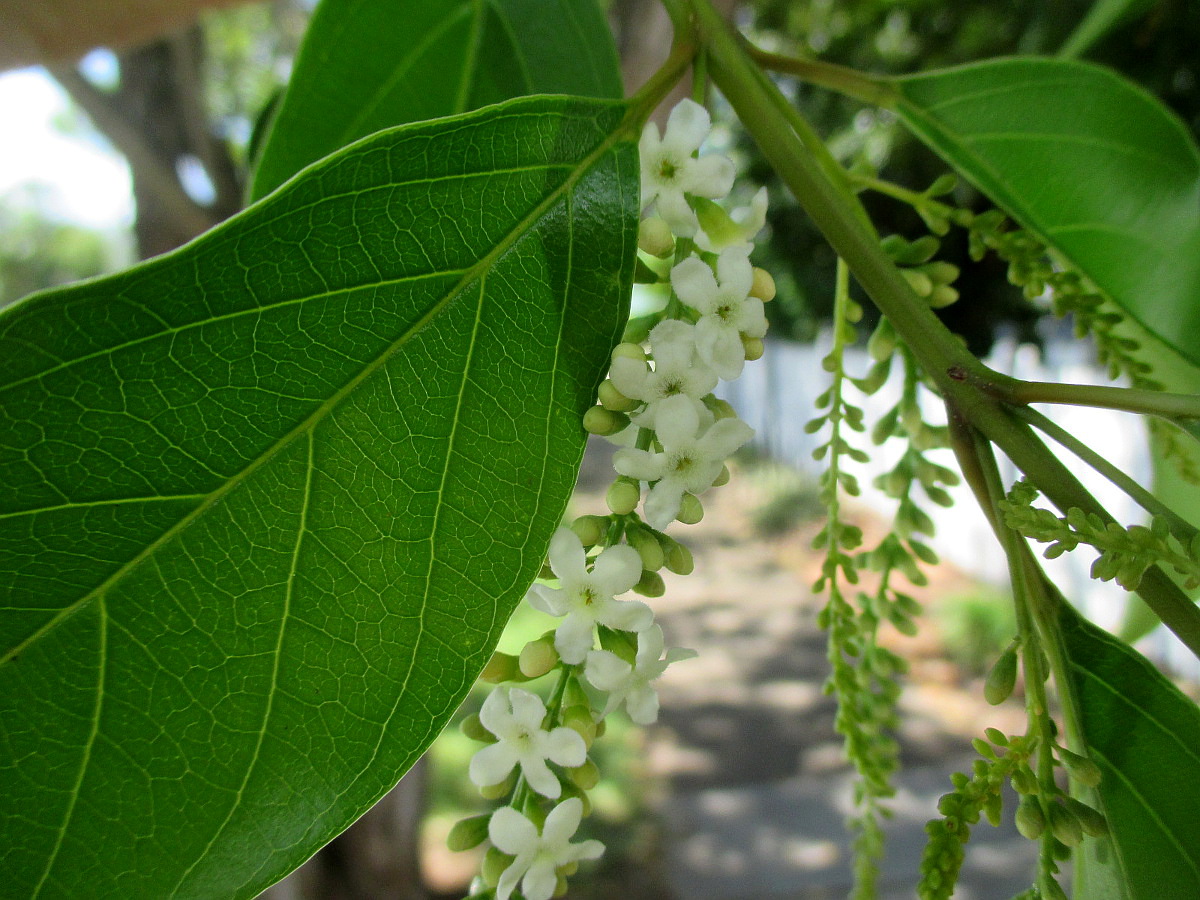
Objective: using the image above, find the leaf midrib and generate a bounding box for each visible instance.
[0,102,635,669]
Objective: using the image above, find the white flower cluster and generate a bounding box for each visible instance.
[455,98,773,900]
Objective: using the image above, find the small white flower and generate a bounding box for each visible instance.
[640,99,735,237]
[585,625,697,724]
[695,187,769,253]
[671,248,769,380]
[613,394,753,529]
[609,319,718,430]
[489,797,605,900]
[527,528,654,664]
[469,687,586,798]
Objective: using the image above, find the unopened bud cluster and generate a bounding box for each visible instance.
[455,98,769,900]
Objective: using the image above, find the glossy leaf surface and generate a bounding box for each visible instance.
[894,58,1200,369]
[0,95,637,898]
[1059,604,1200,897]
[250,0,622,201]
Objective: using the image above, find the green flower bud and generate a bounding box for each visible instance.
[598,379,639,413]
[611,342,646,363]
[704,395,738,420]
[479,651,520,684]
[1058,747,1102,788]
[638,215,675,257]
[1015,796,1045,840]
[929,284,960,308]
[479,770,517,801]
[712,464,731,488]
[562,705,597,748]
[984,647,1018,705]
[567,758,601,790]
[868,318,897,362]
[483,847,514,887]
[1048,799,1083,847]
[606,478,640,515]
[447,813,491,852]
[570,514,607,548]
[677,492,704,525]
[984,727,1008,747]
[1010,766,1037,795]
[634,569,665,597]
[518,636,559,679]
[583,406,629,436]
[900,268,933,297]
[460,712,496,743]
[741,335,765,361]
[1063,796,1108,837]
[750,267,776,302]
[628,527,665,571]
[660,536,694,575]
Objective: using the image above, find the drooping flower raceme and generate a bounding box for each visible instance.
[468,687,586,799]
[527,528,653,663]
[585,625,697,725]
[639,98,735,237]
[489,797,604,900]
[671,247,769,381]
[613,394,754,529]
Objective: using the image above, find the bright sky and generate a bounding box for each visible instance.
[0,65,133,229]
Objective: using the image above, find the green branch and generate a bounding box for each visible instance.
[1009,380,1200,421]
[744,45,897,106]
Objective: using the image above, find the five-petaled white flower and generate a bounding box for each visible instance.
[527,528,654,664]
[671,247,769,381]
[469,687,587,799]
[489,797,605,900]
[609,319,718,430]
[613,394,754,529]
[585,625,697,724]
[639,98,735,237]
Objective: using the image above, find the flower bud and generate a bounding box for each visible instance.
[661,537,694,575]
[479,770,518,800]
[598,379,639,413]
[447,814,491,851]
[750,266,776,301]
[1063,796,1108,837]
[611,342,646,363]
[479,651,521,684]
[460,713,496,743]
[677,492,704,525]
[583,406,629,436]
[567,758,601,791]
[607,478,640,515]
[704,396,738,420]
[1015,796,1045,840]
[741,336,765,361]
[1048,800,1083,847]
[562,705,597,748]
[628,527,665,571]
[570,514,607,548]
[929,284,960,308]
[633,570,665,597]
[712,464,731,488]
[518,637,559,679]
[1058,747,1102,788]
[638,216,675,257]
[984,647,1018,705]
[900,268,933,297]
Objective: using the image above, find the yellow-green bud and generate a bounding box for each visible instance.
[1058,747,1102,788]
[447,814,491,852]
[562,705,597,747]
[677,492,704,525]
[1063,796,1108,837]
[662,537,694,575]
[583,406,629,436]
[628,528,665,571]
[483,847,514,887]
[1015,796,1045,840]
[929,284,960,308]
[611,342,646,363]
[1048,800,1083,847]
[923,261,960,285]
[479,651,520,684]
[750,266,776,302]
[900,268,933,297]
[567,758,601,791]
[554,873,569,897]
[984,647,1018,705]
[1010,766,1037,795]
[712,464,731,488]
[460,713,495,743]
[479,771,517,800]
[607,478,640,515]
[571,514,607,548]
[741,336,765,361]
[598,379,639,413]
[638,216,675,257]
[634,570,665,597]
[519,637,559,679]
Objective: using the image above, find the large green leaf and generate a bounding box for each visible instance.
[893,58,1200,369]
[0,95,637,897]
[1058,604,1200,897]
[250,0,622,201]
